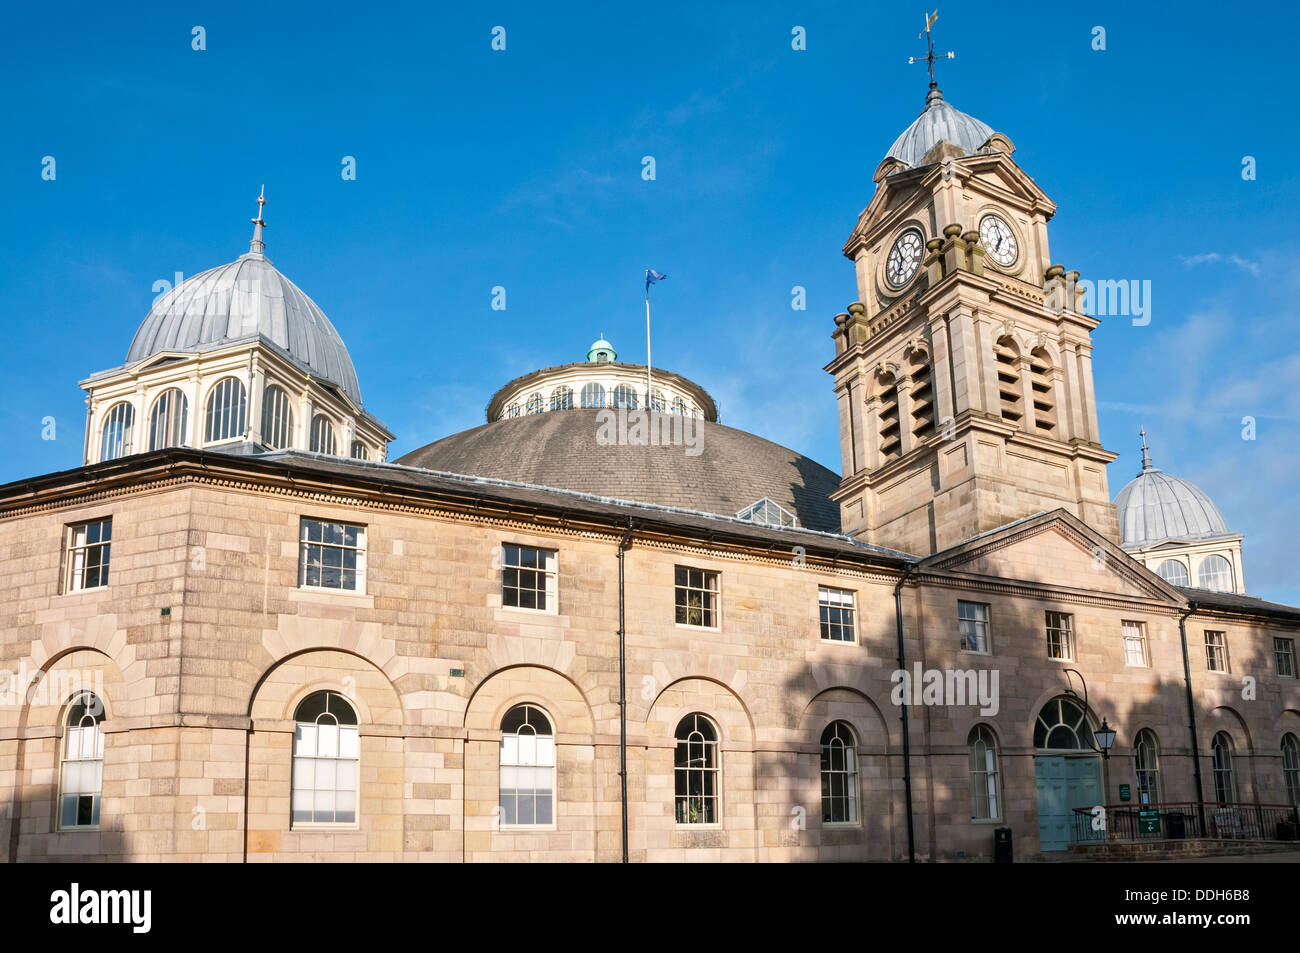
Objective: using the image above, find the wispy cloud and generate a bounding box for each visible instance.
[1179,252,1261,276]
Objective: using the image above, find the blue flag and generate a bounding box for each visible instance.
[646,269,668,292]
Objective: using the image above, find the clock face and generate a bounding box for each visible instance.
[979,213,1019,267]
[885,229,924,289]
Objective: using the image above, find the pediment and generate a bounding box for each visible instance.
[920,510,1183,604]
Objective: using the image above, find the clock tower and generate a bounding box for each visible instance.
[826,77,1120,555]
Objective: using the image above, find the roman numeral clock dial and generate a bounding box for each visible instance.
[885,228,924,289]
[979,213,1019,267]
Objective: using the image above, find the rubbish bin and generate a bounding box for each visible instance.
[994,827,1013,863]
[1167,812,1186,839]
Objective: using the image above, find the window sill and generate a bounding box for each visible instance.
[290,823,361,832]
[498,824,558,832]
[57,585,109,599]
[970,817,1004,825]
[959,648,992,657]
[56,826,100,833]
[821,821,861,829]
[291,587,372,608]
[675,622,720,632]
[499,605,559,618]
[818,638,857,646]
[674,822,722,829]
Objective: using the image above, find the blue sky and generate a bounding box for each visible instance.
[2,1,1297,604]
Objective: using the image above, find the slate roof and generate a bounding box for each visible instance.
[1176,587,1300,623]
[394,408,844,533]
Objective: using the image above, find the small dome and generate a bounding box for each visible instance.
[886,88,995,170]
[126,252,363,404]
[587,337,617,362]
[1115,465,1233,549]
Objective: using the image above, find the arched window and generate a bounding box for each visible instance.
[1198,555,1233,592]
[499,704,555,826]
[203,376,247,443]
[1033,697,1095,751]
[820,721,858,824]
[671,396,686,416]
[148,387,188,450]
[292,691,359,825]
[1134,729,1160,805]
[309,414,337,455]
[59,692,105,829]
[261,383,294,449]
[526,392,544,415]
[612,384,638,410]
[549,386,573,412]
[580,382,605,409]
[674,713,718,824]
[1156,559,1189,587]
[969,724,1001,820]
[1211,732,1235,804]
[100,402,135,461]
[994,337,1023,424]
[1283,734,1300,807]
[350,440,366,460]
[648,388,667,413]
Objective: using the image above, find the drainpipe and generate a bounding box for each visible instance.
[1177,601,1205,833]
[894,563,917,863]
[616,518,634,863]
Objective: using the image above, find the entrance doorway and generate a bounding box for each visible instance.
[1033,697,1102,851]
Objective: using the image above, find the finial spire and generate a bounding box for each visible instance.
[908,9,955,101]
[249,185,267,256]
[1139,426,1153,471]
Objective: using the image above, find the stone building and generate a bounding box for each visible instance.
[1,79,1297,863]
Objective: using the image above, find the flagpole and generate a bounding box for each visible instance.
[645,275,653,408]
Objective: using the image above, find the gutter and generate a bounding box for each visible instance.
[1177,600,1206,832]
[616,517,634,863]
[893,562,917,862]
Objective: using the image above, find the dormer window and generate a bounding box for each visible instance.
[736,497,797,529]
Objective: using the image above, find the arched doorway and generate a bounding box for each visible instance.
[1033,697,1103,851]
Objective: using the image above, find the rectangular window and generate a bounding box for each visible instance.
[1046,611,1073,660]
[1122,621,1149,667]
[818,587,856,642]
[66,518,112,592]
[958,601,991,654]
[1205,631,1228,673]
[299,519,366,592]
[501,544,557,612]
[1275,638,1296,678]
[675,566,719,628]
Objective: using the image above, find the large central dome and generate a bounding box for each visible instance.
[397,408,843,533]
[126,252,362,404]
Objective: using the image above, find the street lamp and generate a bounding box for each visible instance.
[1094,718,1117,760]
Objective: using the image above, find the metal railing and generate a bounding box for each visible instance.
[1071,801,1300,845]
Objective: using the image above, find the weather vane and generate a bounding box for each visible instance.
[908,9,955,90]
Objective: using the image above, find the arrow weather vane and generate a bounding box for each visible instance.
[908,9,955,89]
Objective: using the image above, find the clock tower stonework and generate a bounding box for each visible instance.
[826,86,1120,555]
